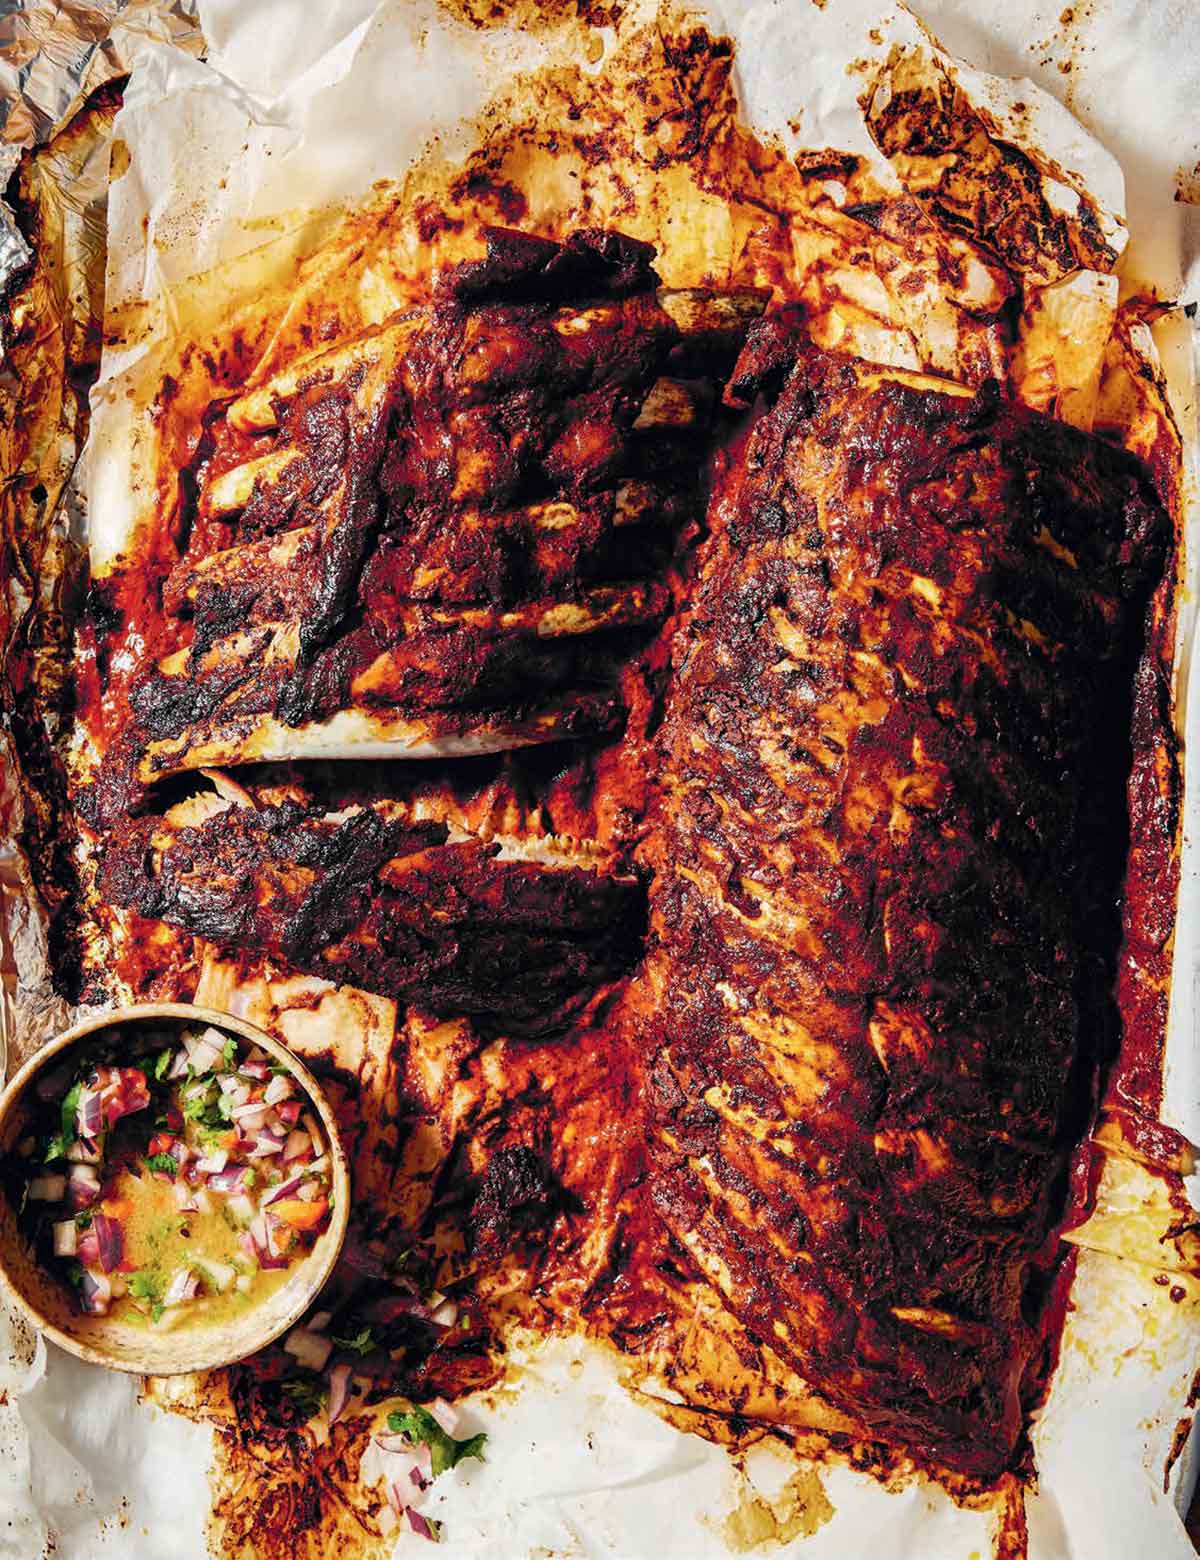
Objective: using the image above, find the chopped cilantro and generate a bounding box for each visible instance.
[44,1079,85,1160]
[64,1260,85,1290]
[151,1302,165,1324]
[128,1269,165,1305]
[217,1093,234,1122]
[75,1210,93,1230]
[60,1080,83,1137]
[280,1376,326,1417]
[183,1083,227,1131]
[331,1326,375,1356]
[221,1037,238,1068]
[154,1050,173,1081]
[143,1153,177,1177]
[181,1093,207,1122]
[385,1406,487,1477]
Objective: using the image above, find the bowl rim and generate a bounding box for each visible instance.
[0,1001,350,1375]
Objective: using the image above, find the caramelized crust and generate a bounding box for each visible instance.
[638,326,1170,1475]
[96,229,765,820]
[102,797,644,1037]
[85,228,1175,1485]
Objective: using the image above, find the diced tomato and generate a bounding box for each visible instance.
[276,1101,302,1126]
[148,1133,176,1157]
[93,1066,152,1128]
[165,1107,184,1133]
[272,1199,328,1231]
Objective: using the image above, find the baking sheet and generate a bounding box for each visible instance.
[2,0,1200,1556]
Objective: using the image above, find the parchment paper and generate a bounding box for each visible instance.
[4,1,1200,1556]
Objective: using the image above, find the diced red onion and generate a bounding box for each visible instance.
[282,1130,312,1163]
[173,1182,199,1212]
[430,1299,459,1329]
[283,1326,333,1372]
[216,1073,241,1095]
[166,1049,190,1081]
[92,1214,124,1273]
[406,1508,437,1542]
[231,1103,268,1130]
[184,1028,225,1075]
[65,1138,101,1165]
[264,1212,291,1257]
[306,1155,330,1177]
[296,1179,322,1203]
[193,1188,214,1216]
[276,1100,302,1127]
[77,1228,100,1265]
[76,1089,104,1139]
[194,1149,229,1175]
[163,1267,199,1307]
[262,1173,305,1207]
[263,1075,294,1107]
[66,1168,101,1211]
[238,1059,270,1081]
[308,1310,332,1332]
[248,1215,288,1268]
[206,1166,249,1195]
[428,1398,459,1436]
[327,1362,352,1425]
[168,1139,191,1166]
[235,1273,252,1294]
[28,1175,66,1202]
[79,1269,111,1315]
[237,1232,257,1261]
[226,1192,256,1224]
[198,1258,237,1292]
[52,1219,77,1257]
[247,1129,286,1159]
[410,1467,428,1491]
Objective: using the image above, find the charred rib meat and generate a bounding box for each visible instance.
[98,229,766,818]
[638,323,1170,1476]
[102,789,643,1036]
[89,225,1175,1484]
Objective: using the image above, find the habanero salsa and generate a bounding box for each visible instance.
[8,1024,332,1325]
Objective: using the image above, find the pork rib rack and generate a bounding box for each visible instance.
[97,227,766,822]
[95,231,1173,1481]
[639,321,1171,1476]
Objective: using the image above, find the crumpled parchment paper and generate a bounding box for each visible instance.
[2,2,1199,1557]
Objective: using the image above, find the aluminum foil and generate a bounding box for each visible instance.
[0,0,203,292]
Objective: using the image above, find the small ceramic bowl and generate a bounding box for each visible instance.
[0,1003,349,1375]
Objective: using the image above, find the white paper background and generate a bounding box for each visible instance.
[8,2,1200,1556]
